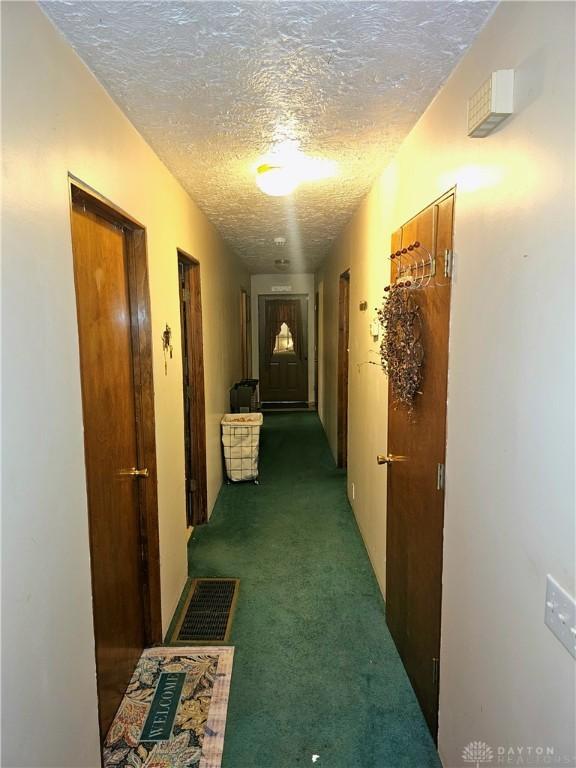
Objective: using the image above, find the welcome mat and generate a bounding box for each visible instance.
[103,646,234,768]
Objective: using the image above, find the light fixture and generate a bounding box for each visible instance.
[256,164,298,197]
[254,139,338,197]
[274,258,291,271]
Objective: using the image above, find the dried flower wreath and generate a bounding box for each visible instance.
[377,284,423,412]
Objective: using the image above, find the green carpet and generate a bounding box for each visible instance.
[182,412,441,768]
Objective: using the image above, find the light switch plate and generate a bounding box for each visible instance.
[545,575,576,659]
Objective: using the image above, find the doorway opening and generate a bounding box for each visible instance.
[258,294,308,407]
[385,190,455,740]
[69,177,162,740]
[178,251,208,527]
[337,270,350,468]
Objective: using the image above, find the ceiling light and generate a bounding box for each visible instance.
[254,139,338,197]
[274,258,291,271]
[256,164,298,197]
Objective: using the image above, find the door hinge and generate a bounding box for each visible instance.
[444,249,453,278]
[181,287,190,302]
[190,478,198,492]
[432,657,440,688]
[437,463,445,491]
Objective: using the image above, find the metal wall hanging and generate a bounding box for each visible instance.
[162,323,173,375]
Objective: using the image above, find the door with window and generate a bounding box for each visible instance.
[258,295,308,404]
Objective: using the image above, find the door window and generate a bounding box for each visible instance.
[273,322,294,354]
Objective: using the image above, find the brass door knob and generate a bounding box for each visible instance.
[117,467,149,477]
[377,454,408,465]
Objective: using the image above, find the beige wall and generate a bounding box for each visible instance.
[318,2,575,764]
[251,273,316,403]
[1,3,248,766]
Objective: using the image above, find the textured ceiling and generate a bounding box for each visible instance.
[42,1,496,273]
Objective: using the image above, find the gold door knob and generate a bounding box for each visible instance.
[376,454,408,465]
[117,467,149,477]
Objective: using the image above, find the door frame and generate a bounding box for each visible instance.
[68,175,162,652]
[177,250,208,527]
[337,269,350,468]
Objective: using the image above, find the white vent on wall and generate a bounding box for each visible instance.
[467,69,514,138]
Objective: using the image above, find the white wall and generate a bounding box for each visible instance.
[1,4,248,766]
[251,273,316,404]
[318,2,575,764]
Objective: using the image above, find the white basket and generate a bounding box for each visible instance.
[221,413,263,482]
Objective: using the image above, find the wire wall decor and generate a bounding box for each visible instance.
[376,241,450,411]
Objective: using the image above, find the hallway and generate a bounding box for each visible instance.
[182,413,440,768]
[3,2,575,766]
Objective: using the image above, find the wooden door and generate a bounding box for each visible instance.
[240,289,251,379]
[314,291,319,408]
[337,270,350,467]
[70,182,161,740]
[258,295,308,404]
[178,253,208,527]
[385,192,454,738]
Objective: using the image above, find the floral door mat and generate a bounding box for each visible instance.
[104,646,234,768]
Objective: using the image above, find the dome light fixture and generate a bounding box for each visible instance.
[256,164,298,197]
[254,140,338,197]
[274,258,291,271]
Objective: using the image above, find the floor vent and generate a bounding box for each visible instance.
[169,579,239,644]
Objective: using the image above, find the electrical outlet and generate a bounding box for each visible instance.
[545,575,576,659]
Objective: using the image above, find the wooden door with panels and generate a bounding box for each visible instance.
[258,295,308,404]
[337,270,350,467]
[384,191,454,739]
[178,252,208,527]
[69,179,161,740]
[240,288,251,379]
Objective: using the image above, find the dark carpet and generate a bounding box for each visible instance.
[175,412,441,768]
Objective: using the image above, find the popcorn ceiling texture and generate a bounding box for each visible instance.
[42,1,496,272]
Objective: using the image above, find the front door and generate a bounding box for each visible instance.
[258,295,308,404]
[385,192,454,738]
[70,186,160,738]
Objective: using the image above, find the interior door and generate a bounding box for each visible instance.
[385,192,454,738]
[258,295,308,403]
[178,254,208,527]
[337,270,350,467]
[240,288,251,379]
[71,199,153,738]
